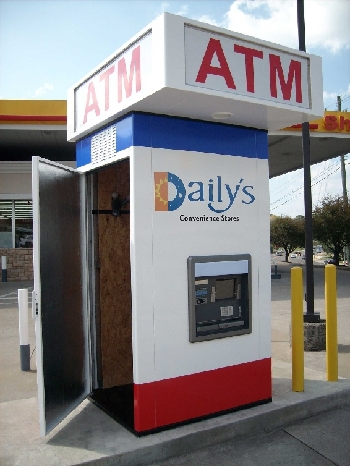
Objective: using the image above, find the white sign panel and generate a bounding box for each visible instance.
[132,145,271,383]
[185,26,310,109]
[68,13,323,141]
[74,32,152,136]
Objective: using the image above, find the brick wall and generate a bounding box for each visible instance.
[0,248,33,281]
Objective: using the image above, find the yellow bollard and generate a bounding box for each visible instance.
[325,264,338,381]
[291,267,304,392]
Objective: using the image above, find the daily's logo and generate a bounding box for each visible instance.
[154,172,186,211]
[154,172,255,213]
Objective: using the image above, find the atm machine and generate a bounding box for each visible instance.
[32,13,323,436]
[33,113,272,436]
[188,254,252,342]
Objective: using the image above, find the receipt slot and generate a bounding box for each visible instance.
[188,255,251,342]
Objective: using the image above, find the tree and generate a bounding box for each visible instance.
[313,196,350,265]
[270,215,305,262]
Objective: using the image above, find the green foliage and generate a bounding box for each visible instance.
[313,196,350,265]
[270,215,305,261]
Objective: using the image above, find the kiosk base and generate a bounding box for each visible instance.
[90,358,272,436]
[90,385,134,431]
[90,386,271,437]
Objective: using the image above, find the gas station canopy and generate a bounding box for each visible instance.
[269,112,350,177]
[1,101,349,178]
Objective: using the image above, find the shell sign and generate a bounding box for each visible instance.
[286,111,350,133]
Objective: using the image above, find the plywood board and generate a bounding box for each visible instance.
[97,160,133,388]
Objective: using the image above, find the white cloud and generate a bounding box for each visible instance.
[175,5,189,16]
[323,90,339,102]
[159,2,170,13]
[34,83,54,97]
[196,15,221,27]
[157,2,188,17]
[270,156,349,216]
[225,0,297,48]
[225,0,350,53]
[304,0,350,53]
[311,157,346,207]
[324,83,350,109]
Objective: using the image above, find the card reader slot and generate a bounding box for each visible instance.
[196,316,245,335]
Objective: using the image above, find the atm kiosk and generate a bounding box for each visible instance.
[32,13,323,436]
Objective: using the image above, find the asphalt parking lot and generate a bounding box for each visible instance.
[0,263,349,466]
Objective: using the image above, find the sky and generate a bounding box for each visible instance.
[0,0,349,217]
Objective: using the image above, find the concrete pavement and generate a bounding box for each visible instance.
[149,405,350,465]
[0,262,349,466]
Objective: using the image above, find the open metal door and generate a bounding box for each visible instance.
[32,157,91,436]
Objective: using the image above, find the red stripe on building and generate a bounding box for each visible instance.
[290,123,319,129]
[134,358,272,432]
[0,115,67,122]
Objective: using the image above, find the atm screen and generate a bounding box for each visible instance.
[215,279,235,300]
[188,255,252,342]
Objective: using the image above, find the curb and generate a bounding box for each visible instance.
[67,383,350,466]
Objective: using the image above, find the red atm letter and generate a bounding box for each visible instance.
[196,38,236,89]
[118,45,141,103]
[100,65,115,111]
[269,54,302,103]
[83,81,100,124]
[234,44,263,93]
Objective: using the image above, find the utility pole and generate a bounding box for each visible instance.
[338,96,348,202]
[297,0,319,322]
[338,96,349,265]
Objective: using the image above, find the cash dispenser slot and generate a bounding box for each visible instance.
[188,255,251,342]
